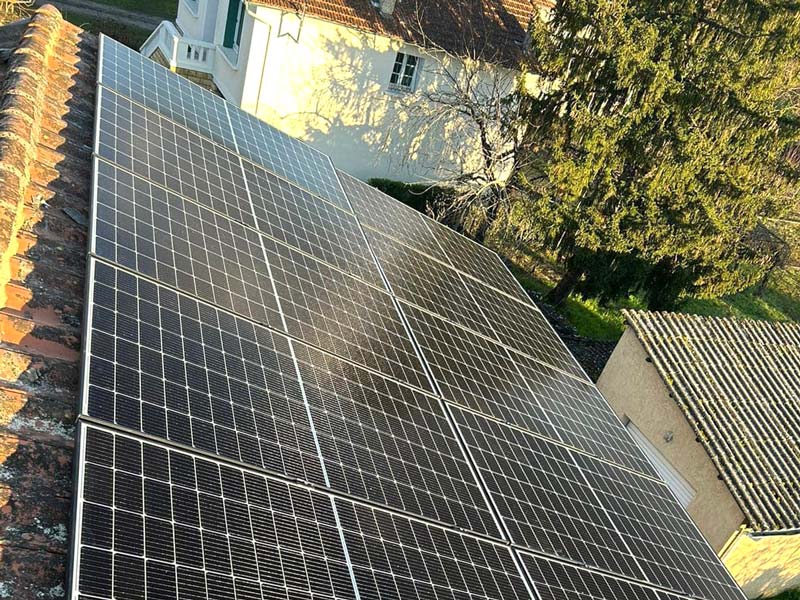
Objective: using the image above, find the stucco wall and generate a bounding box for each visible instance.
[597,328,746,552]
[205,2,518,182]
[722,530,800,598]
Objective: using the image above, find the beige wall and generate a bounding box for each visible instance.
[216,4,519,182]
[723,530,800,598]
[597,328,745,551]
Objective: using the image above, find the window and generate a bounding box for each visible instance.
[389,52,420,91]
[625,420,696,508]
[223,0,245,51]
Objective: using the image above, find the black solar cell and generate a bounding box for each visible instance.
[75,424,356,600]
[294,342,500,536]
[520,553,682,600]
[242,160,383,286]
[514,353,657,477]
[261,236,432,391]
[335,498,531,600]
[574,453,744,600]
[85,260,324,484]
[96,88,254,228]
[453,407,643,579]
[93,159,283,330]
[400,302,556,438]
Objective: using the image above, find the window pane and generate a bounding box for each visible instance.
[390,53,405,85]
[401,55,418,88]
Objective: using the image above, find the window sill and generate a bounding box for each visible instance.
[386,85,414,96]
[217,45,240,70]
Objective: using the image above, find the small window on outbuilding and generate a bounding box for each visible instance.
[389,51,420,92]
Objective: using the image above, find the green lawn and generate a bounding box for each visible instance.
[62,12,152,49]
[89,0,177,19]
[506,253,800,342]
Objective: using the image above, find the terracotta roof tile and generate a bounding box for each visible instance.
[253,0,545,63]
[0,5,95,597]
[625,310,800,532]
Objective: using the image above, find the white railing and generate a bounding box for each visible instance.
[140,21,215,73]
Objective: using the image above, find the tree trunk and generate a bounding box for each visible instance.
[545,264,583,306]
[473,203,499,245]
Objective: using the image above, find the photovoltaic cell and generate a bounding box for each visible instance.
[339,170,447,259]
[100,37,347,209]
[452,407,642,579]
[520,554,688,600]
[334,497,531,600]
[99,36,235,148]
[96,88,254,229]
[514,353,657,477]
[574,454,745,600]
[92,159,283,330]
[74,423,357,600]
[85,260,325,485]
[426,220,530,303]
[228,107,348,208]
[242,160,383,287]
[293,342,499,536]
[400,302,554,438]
[261,236,432,392]
[368,231,495,338]
[464,279,586,379]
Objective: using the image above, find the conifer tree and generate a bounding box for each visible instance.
[519,0,800,306]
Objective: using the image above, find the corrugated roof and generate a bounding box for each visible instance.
[0,6,95,596]
[625,310,800,532]
[252,0,543,64]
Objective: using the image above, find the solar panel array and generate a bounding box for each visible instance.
[70,35,745,600]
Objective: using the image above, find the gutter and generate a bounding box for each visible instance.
[245,2,272,113]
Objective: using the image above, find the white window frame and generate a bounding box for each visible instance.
[625,420,696,508]
[388,51,421,92]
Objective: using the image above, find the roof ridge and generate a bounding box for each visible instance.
[0,4,64,310]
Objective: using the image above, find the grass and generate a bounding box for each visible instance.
[87,0,177,19]
[61,12,152,49]
[505,247,800,341]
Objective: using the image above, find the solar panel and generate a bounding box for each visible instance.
[294,342,500,536]
[241,159,383,287]
[84,260,325,484]
[99,37,348,209]
[514,354,657,477]
[339,170,448,259]
[261,236,432,391]
[73,423,356,600]
[96,87,255,229]
[92,159,283,330]
[368,231,496,339]
[99,36,235,148]
[463,279,586,379]
[519,553,687,600]
[452,407,642,579]
[400,301,556,437]
[74,36,746,600]
[573,453,744,600]
[334,497,531,600]
[425,220,531,303]
[227,107,348,208]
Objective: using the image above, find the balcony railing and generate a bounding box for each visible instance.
[140,21,215,73]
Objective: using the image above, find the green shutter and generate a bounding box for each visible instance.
[223,0,241,49]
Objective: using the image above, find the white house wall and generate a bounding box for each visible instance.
[176,0,208,41]
[216,3,517,183]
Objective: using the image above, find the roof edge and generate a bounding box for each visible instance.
[0,4,64,308]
